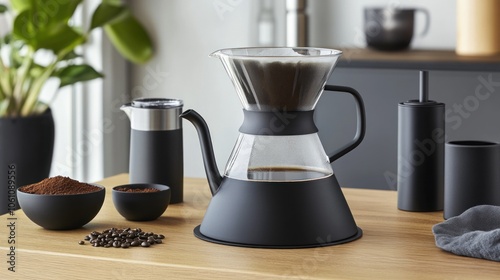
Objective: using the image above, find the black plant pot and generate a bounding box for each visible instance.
[0,109,55,214]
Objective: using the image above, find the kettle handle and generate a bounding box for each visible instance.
[324,85,366,163]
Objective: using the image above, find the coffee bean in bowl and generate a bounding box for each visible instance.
[112,184,171,221]
[17,176,105,230]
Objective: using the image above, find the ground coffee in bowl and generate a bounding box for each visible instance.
[114,187,160,193]
[21,176,101,195]
[112,184,171,221]
[17,176,105,230]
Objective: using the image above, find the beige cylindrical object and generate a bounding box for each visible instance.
[456,0,500,56]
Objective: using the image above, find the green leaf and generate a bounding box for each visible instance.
[12,0,82,20]
[37,25,86,53]
[104,10,153,64]
[90,2,127,30]
[12,0,84,52]
[0,99,9,116]
[8,40,24,68]
[60,50,81,61]
[3,34,11,44]
[13,9,36,43]
[48,0,82,25]
[103,0,123,5]
[0,4,8,13]
[53,64,104,88]
[29,62,46,79]
[24,0,82,30]
[0,34,11,47]
[13,9,85,53]
[10,0,32,13]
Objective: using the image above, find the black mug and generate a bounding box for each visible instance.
[121,98,184,204]
[444,141,500,219]
[364,7,430,51]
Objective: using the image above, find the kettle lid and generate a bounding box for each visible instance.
[132,98,183,109]
[123,98,184,131]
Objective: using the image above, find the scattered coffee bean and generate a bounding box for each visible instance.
[156,234,165,239]
[80,227,165,249]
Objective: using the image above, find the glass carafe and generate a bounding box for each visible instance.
[211,48,356,182]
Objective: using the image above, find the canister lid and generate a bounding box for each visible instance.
[127,98,183,131]
[132,98,183,109]
[400,99,444,107]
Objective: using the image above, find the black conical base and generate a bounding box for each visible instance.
[194,225,362,249]
[194,175,362,248]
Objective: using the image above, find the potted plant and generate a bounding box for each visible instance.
[0,0,153,214]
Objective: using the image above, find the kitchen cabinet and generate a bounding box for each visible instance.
[317,48,500,189]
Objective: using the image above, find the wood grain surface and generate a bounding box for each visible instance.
[1,174,499,279]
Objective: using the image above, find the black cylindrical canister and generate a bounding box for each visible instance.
[397,100,445,211]
[444,141,500,219]
[122,98,184,204]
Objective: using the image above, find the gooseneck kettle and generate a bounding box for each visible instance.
[182,47,366,248]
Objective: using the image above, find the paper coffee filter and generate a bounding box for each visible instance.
[212,47,341,111]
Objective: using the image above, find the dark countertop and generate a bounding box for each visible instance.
[335,48,500,72]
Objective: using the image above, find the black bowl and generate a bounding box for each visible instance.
[17,184,105,230]
[112,184,171,221]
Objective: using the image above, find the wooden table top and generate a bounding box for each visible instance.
[1,174,499,279]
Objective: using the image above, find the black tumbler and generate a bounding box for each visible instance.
[397,100,444,211]
[121,98,184,204]
[444,141,500,219]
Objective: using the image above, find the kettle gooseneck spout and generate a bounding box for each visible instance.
[180,109,222,195]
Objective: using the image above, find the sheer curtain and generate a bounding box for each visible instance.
[49,0,130,182]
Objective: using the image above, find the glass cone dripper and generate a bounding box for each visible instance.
[210,47,342,111]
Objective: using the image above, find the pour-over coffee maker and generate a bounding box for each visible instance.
[181,47,366,248]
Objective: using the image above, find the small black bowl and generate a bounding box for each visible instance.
[17,184,105,230]
[112,184,171,221]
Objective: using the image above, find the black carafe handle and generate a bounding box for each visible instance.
[323,85,366,163]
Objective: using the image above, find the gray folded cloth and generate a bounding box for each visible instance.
[432,205,500,261]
